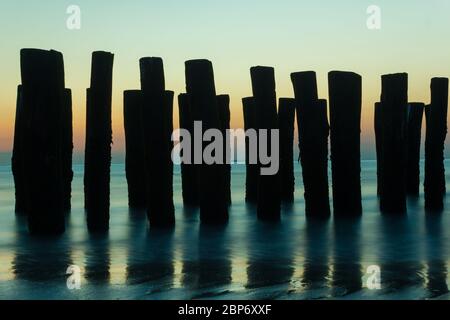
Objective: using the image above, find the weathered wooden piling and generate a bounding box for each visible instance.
[164,90,175,217]
[12,85,26,214]
[250,66,281,221]
[139,57,175,227]
[85,51,114,232]
[379,73,408,214]
[62,89,73,211]
[242,97,259,203]
[374,102,382,196]
[19,48,66,234]
[217,94,232,205]
[406,102,424,196]
[328,71,362,216]
[278,98,296,202]
[185,59,228,224]
[291,71,330,219]
[178,93,199,206]
[425,78,449,211]
[165,91,175,146]
[123,90,146,208]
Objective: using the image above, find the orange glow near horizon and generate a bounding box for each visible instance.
[0,72,441,159]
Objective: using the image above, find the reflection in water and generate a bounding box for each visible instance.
[12,215,72,282]
[2,162,450,299]
[332,219,362,296]
[379,215,423,293]
[246,215,294,292]
[85,233,110,284]
[182,205,199,220]
[303,220,330,290]
[126,209,174,287]
[198,225,232,289]
[182,224,232,295]
[425,214,449,298]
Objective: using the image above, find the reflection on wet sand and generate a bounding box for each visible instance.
[245,213,295,296]
[302,220,330,291]
[181,224,232,298]
[425,214,449,298]
[85,233,110,284]
[332,219,362,296]
[379,215,423,293]
[126,209,174,287]
[12,215,72,282]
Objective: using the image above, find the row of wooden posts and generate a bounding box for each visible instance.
[11,49,449,235]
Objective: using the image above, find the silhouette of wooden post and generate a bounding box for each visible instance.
[12,85,26,214]
[278,98,296,202]
[425,78,449,211]
[164,90,175,217]
[139,57,175,227]
[328,71,362,216]
[406,102,424,196]
[379,73,408,214]
[20,49,66,234]
[178,93,199,206]
[123,90,146,208]
[217,94,232,205]
[185,59,228,224]
[85,51,114,232]
[374,102,382,196]
[291,71,330,219]
[62,89,73,210]
[242,97,259,203]
[250,66,281,221]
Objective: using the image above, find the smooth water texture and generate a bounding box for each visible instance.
[0,161,449,300]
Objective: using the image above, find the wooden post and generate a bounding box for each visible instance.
[374,102,382,196]
[139,57,175,227]
[250,66,281,221]
[328,71,362,216]
[123,90,146,208]
[62,89,73,211]
[278,98,296,202]
[406,102,424,196]
[20,49,66,234]
[291,71,330,219]
[12,85,26,214]
[85,51,114,232]
[178,93,199,206]
[425,78,449,211]
[242,97,259,203]
[185,59,228,224]
[164,90,175,217]
[217,94,232,205]
[379,73,408,214]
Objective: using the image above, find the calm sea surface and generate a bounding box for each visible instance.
[0,160,449,300]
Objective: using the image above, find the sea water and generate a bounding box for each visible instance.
[0,159,449,300]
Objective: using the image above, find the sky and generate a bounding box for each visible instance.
[0,0,449,159]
